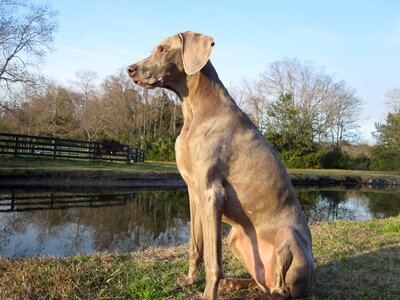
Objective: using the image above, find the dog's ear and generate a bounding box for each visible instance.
[179,31,214,75]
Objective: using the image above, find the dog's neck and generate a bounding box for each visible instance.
[173,61,234,123]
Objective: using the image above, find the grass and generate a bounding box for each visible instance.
[287,168,400,176]
[1,156,400,178]
[0,156,179,174]
[0,156,399,298]
[1,216,399,299]
[287,168,400,188]
[288,168,400,183]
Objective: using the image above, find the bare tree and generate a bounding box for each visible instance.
[243,57,362,147]
[258,58,336,141]
[0,0,58,108]
[327,81,362,147]
[71,70,100,140]
[100,70,140,142]
[233,78,268,132]
[385,88,400,113]
[3,82,78,137]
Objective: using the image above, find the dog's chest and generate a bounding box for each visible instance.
[175,133,194,184]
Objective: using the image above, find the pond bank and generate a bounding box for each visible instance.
[1,168,399,189]
[1,216,399,299]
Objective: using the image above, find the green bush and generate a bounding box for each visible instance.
[319,146,350,169]
[348,154,370,170]
[370,145,400,171]
[275,144,365,170]
[279,149,322,169]
[133,134,177,161]
[370,111,400,171]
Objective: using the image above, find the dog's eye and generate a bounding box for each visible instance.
[158,46,165,53]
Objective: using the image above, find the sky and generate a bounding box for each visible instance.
[41,0,400,143]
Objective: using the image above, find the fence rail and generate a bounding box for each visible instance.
[0,132,144,163]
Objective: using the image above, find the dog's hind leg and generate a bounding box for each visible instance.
[270,226,313,299]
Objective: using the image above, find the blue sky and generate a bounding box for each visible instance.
[42,0,400,143]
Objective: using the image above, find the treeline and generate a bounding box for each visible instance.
[0,1,398,170]
[234,58,399,171]
[0,70,183,161]
[1,58,400,170]
[235,58,368,169]
[2,1,400,170]
[1,59,400,170]
[370,89,400,171]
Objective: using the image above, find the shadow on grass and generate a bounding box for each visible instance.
[214,247,400,299]
[312,246,400,300]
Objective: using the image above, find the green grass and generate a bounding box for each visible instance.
[287,168,400,176]
[2,156,400,178]
[382,222,400,233]
[1,216,399,299]
[0,156,179,174]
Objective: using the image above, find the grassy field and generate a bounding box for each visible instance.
[288,168,400,177]
[0,156,179,174]
[1,156,399,178]
[0,216,399,299]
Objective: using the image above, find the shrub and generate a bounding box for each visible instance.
[319,146,350,169]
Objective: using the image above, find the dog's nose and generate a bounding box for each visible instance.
[126,64,137,76]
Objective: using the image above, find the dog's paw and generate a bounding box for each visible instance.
[270,291,289,300]
[176,275,195,287]
[219,278,257,290]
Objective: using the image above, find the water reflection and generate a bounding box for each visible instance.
[0,187,399,258]
[298,188,400,222]
[0,190,190,258]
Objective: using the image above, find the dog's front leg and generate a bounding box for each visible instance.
[195,184,225,300]
[177,187,204,287]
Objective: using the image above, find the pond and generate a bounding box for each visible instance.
[0,187,399,258]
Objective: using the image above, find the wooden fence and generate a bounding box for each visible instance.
[0,132,144,163]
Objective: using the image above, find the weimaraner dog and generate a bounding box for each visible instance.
[127,31,314,300]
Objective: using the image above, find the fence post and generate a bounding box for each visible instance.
[92,142,97,161]
[29,138,33,155]
[126,147,131,164]
[53,139,57,159]
[14,136,19,158]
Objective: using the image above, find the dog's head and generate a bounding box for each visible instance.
[127,31,214,89]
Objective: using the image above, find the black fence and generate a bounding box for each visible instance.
[0,132,144,163]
